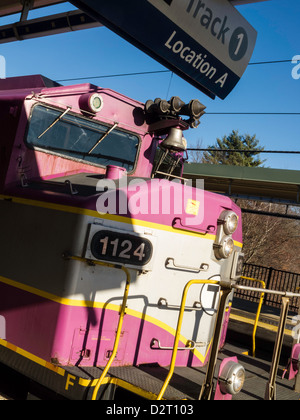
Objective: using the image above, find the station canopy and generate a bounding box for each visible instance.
[0,0,64,17]
[0,0,270,98]
[183,163,300,218]
[0,0,269,17]
[0,0,270,17]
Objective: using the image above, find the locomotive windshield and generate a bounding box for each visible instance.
[26,104,140,172]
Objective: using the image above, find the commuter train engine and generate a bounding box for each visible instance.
[0,75,243,400]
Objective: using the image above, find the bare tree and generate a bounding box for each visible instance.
[188,139,205,163]
[239,200,300,272]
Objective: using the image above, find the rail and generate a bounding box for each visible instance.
[59,259,300,400]
[233,284,300,298]
[199,283,233,400]
[233,284,300,400]
[241,263,300,312]
[158,280,300,401]
[63,254,132,401]
[238,276,266,358]
[92,265,131,400]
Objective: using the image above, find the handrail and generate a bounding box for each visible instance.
[233,284,300,360]
[233,284,300,298]
[265,297,290,400]
[239,276,266,357]
[92,265,131,400]
[63,254,132,401]
[199,285,233,400]
[66,256,300,400]
[201,284,300,400]
[156,279,220,401]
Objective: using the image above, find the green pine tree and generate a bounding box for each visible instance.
[202,130,265,167]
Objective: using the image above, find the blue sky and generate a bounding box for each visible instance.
[0,0,299,170]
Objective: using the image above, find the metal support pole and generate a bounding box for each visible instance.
[20,0,34,22]
[157,279,220,401]
[199,284,232,400]
[265,297,290,400]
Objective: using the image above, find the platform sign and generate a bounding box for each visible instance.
[71,0,257,99]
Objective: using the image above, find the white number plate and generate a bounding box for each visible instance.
[85,225,154,270]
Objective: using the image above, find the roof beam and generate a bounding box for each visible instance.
[0,0,270,45]
[0,0,65,18]
[20,0,34,22]
[0,9,101,43]
[0,0,271,19]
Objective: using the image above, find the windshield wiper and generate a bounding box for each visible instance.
[87,122,119,155]
[38,107,72,139]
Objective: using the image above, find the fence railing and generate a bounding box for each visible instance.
[234,263,300,313]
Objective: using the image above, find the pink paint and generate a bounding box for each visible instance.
[220,307,232,349]
[0,78,153,192]
[0,75,243,244]
[5,174,243,245]
[106,165,127,180]
[287,344,300,380]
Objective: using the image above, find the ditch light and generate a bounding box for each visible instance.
[215,357,246,400]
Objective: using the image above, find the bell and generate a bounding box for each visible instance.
[161,127,187,151]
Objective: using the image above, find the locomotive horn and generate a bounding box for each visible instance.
[169,96,185,113]
[145,98,170,114]
[180,100,206,119]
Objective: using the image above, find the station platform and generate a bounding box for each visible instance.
[228,297,297,360]
[0,339,298,401]
[61,341,299,401]
[60,295,300,402]
[0,297,299,401]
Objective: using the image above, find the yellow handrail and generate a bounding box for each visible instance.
[92,266,131,400]
[240,276,266,358]
[157,279,220,401]
[63,254,132,401]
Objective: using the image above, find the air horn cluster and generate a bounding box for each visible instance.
[145,96,206,128]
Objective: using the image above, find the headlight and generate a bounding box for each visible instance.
[215,236,234,259]
[219,361,245,395]
[79,93,104,115]
[89,93,103,113]
[219,210,239,235]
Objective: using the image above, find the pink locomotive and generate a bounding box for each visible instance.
[0,75,244,400]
